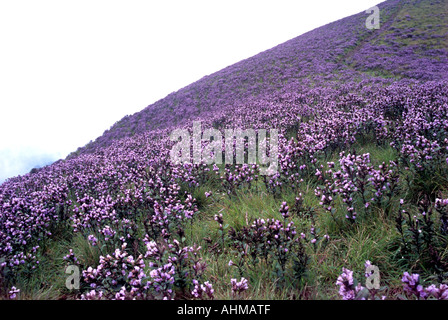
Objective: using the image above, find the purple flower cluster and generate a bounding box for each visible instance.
[191,279,214,299]
[315,152,401,223]
[8,286,20,299]
[336,267,448,300]
[63,249,79,266]
[401,272,448,300]
[336,267,364,300]
[82,242,147,299]
[230,277,249,296]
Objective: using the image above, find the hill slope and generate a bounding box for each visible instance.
[1,0,448,301]
[74,0,448,155]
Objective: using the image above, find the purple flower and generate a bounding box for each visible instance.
[402,272,427,299]
[9,286,20,300]
[231,277,249,295]
[336,268,364,300]
[426,284,448,300]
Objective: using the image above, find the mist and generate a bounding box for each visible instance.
[0,147,62,183]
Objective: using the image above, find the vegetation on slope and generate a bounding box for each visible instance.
[1,0,448,300]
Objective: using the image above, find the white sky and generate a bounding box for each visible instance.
[0,0,382,182]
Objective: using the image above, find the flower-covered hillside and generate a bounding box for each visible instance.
[74,0,448,155]
[1,0,448,300]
